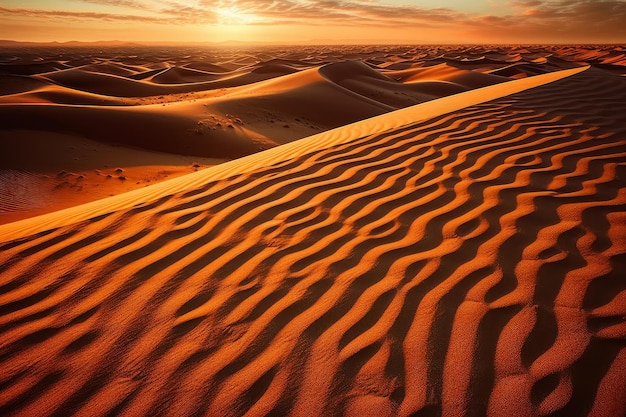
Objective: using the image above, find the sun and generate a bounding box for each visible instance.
[215,6,260,25]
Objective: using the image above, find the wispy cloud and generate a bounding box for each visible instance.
[0,1,218,25]
[201,0,466,26]
[508,0,543,8]
[478,0,626,41]
[74,0,154,10]
[0,0,465,27]
[0,6,166,23]
[1,0,624,41]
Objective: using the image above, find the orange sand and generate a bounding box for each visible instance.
[0,45,625,417]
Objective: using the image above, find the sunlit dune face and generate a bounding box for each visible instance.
[215,6,260,26]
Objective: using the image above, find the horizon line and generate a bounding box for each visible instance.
[2,39,624,48]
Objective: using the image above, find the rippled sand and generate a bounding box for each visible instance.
[0,45,625,417]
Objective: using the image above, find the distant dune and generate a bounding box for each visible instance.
[0,43,625,417]
[2,45,624,222]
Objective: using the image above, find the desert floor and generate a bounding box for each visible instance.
[0,45,625,417]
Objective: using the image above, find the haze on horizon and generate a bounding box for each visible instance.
[1,0,625,45]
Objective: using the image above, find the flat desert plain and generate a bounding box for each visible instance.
[0,45,625,417]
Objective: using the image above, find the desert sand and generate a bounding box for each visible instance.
[0,45,625,416]
[2,44,623,222]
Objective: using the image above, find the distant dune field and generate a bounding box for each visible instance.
[0,45,625,417]
[2,45,623,222]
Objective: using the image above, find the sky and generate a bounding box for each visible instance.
[1,0,625,44]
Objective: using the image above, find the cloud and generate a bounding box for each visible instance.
[508,0,544,8]
[74,0,154,10]
[0,0,466,28]
[0,6,166,23]
[0,2,219,25]
[474,0,626,41]
[1,0,624,41]
[204,0,465,26]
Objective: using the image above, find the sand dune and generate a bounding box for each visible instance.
[0,75,50,96]
[149,66,223,84]
[0,51,538,225]
[0,66,586,238]
[0,84,132,106]
[386,62,509,87]
[0,61,624,417]
[38,68,180,97]
[0,53,586,159]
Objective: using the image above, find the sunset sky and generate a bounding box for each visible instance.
[1,0,625,44]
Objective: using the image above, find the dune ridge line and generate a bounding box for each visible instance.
[0,66,587,242]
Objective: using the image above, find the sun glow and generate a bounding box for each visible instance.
[215,7,260,25]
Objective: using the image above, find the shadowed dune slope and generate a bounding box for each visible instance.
[0,103,266,159]
[0,75,50,95]
[0,67,625,417]
[148,66,222,84]
[3,60,496,165]
[3,45,623,182]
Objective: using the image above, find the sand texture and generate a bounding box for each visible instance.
[0,51,625,417]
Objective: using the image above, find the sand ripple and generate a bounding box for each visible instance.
[0,64,624,416]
